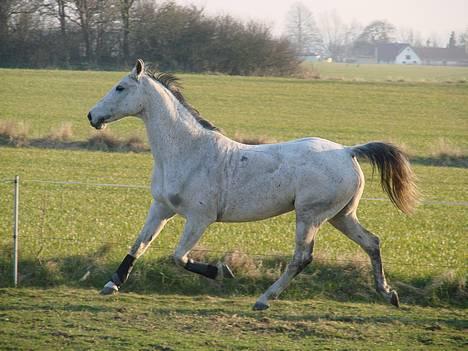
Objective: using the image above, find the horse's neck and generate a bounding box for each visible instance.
[141,79,212,164]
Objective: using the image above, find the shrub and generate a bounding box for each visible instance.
[87,129,148,152]
[232,132,277,145]
[47,122,74,142]
[0,121,30,146]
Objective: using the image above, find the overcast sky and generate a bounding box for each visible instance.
[179,0,467,44]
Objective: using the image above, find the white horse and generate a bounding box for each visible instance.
[88,59,418,310]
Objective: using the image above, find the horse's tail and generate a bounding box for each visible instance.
[350,142,419,214]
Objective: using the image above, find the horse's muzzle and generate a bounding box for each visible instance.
[87,112,107,130]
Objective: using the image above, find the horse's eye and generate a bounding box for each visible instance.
[116,85,125,92]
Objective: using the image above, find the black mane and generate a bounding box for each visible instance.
[146,70,220,132]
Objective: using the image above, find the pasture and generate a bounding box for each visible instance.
[0,65,467,349]
[305,62,468,83]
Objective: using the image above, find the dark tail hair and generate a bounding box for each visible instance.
[351,142,419,214]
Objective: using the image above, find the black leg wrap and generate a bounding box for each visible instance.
[293,257,313,278]
[112,254,136,287]
[184,259,218,279]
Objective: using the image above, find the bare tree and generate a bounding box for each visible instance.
[94,0,119,64]
[70,0,97,62]
[447,31,456,48]
[318,10,361,61]
[42,0,72,64]
[0,0,43,37]
[0,0,44,63]
[426,33,440,48]
[396,26,424,46]
[457,28,468,46]
[0,1,13,41]
[285,1,322,55]
[118,0,136,65]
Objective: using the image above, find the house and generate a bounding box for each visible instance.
[413,46,468,66]
[349,42,421,64]
[348,42,468,66]
[376,43,421,64]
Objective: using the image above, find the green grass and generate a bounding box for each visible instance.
[0,288,466,350]
[0,67,466,349]
[307,62,468,83]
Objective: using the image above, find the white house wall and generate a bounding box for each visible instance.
[395,47,421,64]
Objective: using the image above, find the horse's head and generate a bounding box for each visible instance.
[88,59,146,129]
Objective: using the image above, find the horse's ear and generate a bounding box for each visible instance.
[131,59,145,80]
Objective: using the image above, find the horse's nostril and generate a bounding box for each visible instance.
[87,112,92,121]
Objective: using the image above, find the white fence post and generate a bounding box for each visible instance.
[13,175,19,287]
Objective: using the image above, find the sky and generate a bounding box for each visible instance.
[178,0,468,44]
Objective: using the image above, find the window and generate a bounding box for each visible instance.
[405,55,411,60]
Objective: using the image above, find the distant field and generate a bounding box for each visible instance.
[307,62,468,83]
[0,68,467,156]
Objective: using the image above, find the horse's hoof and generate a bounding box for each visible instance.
[252,301,269,311]
[99,286,119,295]
[100,281,119,295]
[390,290,400,308]
[222,264,235,279]
[100,286,118,295]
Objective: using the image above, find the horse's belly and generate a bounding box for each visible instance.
[218,200,294,222]
[218,180,295,222]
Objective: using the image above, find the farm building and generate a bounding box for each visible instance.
[376,43,421,64]
[350,42,468,66]
[413,46,468,66]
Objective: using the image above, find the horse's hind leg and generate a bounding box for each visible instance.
[329,213,400,307]
[253,215,320,310]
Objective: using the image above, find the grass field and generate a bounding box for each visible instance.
[306,62,468,83]
[1,68,467,155]
[0,65,467,350]
[0,288,466,350]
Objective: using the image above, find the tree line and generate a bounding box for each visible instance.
[1,0,466,74]
[0,0,299,75]
[285,2,468,62]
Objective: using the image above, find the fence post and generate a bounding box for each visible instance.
[13,175,19,287]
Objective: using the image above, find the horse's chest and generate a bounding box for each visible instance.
[152,167,218,217]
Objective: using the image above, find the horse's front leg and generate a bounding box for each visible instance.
[100,201,175,295]
[173,217,234,280]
